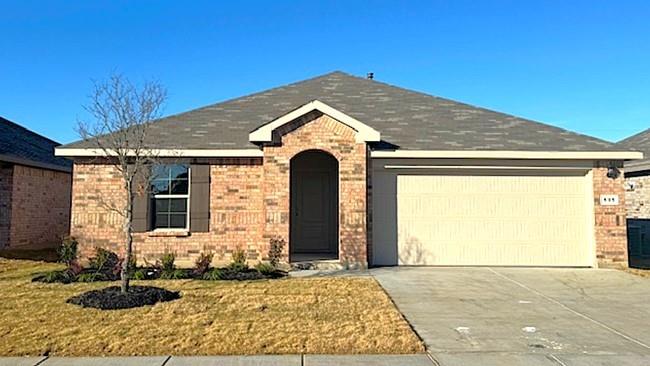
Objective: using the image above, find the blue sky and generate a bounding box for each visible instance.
[1,0,649,144]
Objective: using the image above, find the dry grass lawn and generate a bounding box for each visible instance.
[0,258,424,356]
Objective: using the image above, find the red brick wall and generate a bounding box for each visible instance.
[71,159,265,265]
[0,165,13,248]
[262,111,368,266]
[71,111,369,267]
[592,163,628,267]
[8,164,71,249]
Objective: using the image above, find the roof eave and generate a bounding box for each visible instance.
[370,150,644,160]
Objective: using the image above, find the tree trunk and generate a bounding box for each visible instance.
[121,183,134,293]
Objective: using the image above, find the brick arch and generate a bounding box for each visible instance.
[262,112,368,266]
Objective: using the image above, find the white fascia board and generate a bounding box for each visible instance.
[248,100,381,143]
[371,150,644,160]
[54,148,263,158]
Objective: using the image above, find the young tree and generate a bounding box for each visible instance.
[77,74,167,293]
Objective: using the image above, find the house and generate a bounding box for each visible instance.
[0,117,72,249]
[55,71,641,268]
[616,129,650,267]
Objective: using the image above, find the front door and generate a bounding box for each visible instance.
[290,150,338,259]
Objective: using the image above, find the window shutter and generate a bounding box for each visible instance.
[190,164,210,232]
[132,168,150,233]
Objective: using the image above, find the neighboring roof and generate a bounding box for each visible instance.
[0,117,72,172]
[61,71,621,152]
[617,128,650,172]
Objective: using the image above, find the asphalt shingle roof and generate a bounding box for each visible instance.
[62,71,615,151]
[0,117,72,171]
[616,128,650,170]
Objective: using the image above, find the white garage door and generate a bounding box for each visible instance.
[397,171,594,266]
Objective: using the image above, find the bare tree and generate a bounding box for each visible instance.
[77,74,167,293]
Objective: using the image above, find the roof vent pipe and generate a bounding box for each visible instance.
[366,72,374,80]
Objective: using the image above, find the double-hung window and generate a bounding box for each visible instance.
[151,164,190,230]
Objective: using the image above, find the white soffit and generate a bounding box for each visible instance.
[371,150,643,160]
[248,100,381,143]
[54,148,263,158]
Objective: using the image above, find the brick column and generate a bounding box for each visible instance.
[592,162,628,267]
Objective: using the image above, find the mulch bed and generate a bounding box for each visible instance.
[66,286,181,310]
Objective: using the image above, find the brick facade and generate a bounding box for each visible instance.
[71,159,265,266]
[71,112,369,267]
[0,165,12,248]
[592,163,628,266]
[624,173,650,219]
[0,164,71,249]
[262,111,368,266]
[67,113,628,268]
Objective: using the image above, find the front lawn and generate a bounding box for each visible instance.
[0,259,423,356]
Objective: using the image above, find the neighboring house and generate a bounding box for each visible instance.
[616,129,650,267]
[0,117,72,249]
[55,71,641,268]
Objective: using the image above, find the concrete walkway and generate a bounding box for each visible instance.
[373,267,650,365]
[0,354,435,366]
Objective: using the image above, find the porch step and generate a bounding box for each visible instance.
[290,260,344,271]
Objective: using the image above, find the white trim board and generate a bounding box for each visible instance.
[54,148,263,158]
[371,150,643,160]
[248,100,381,143]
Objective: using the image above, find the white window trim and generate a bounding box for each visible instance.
[152,165,191,231]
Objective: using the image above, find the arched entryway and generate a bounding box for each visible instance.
[290,150,339,261]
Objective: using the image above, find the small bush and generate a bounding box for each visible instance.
[160,252,176,273]
[160,268,190,280]
[32,270,74,284]
[202,268,223,281]
[228,248,248,271]
[192,252,214,277]
[57,237,78,265]
[132,269,147,280]
[268,237,285,268]
[255,262,275,275]
[89,248,119,272]
[77,272,107,283]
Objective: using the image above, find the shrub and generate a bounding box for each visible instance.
[89,248,119,272]
[132,269,147,280]
[160,268,190,280]
[160,252,176,273]
[192,252,214,277]
[77,272,107,283]
[57,237,78,266]
[255,262,275,276]
[202,268,223,281]
[268,237,285,268]
[228,248,248,271]
[32,270,74,284]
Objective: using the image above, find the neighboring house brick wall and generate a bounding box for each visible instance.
[624,173,650,219]
[592,163,628,266]
[8,164,71,248]
[0,165,13,248]
[70,159,265,266]
[262,111,368,266]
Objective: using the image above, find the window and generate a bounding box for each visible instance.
[151,164,190,229]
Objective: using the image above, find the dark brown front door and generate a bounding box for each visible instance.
[290,150,338,259]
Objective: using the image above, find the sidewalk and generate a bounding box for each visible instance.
[0,354,436,366]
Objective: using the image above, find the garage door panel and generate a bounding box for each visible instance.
[397,173,592,266]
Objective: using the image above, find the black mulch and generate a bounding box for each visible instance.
[66,286,181,310]
[217,268,285,280]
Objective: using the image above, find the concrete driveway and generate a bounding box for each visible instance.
[372,267,650,366]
